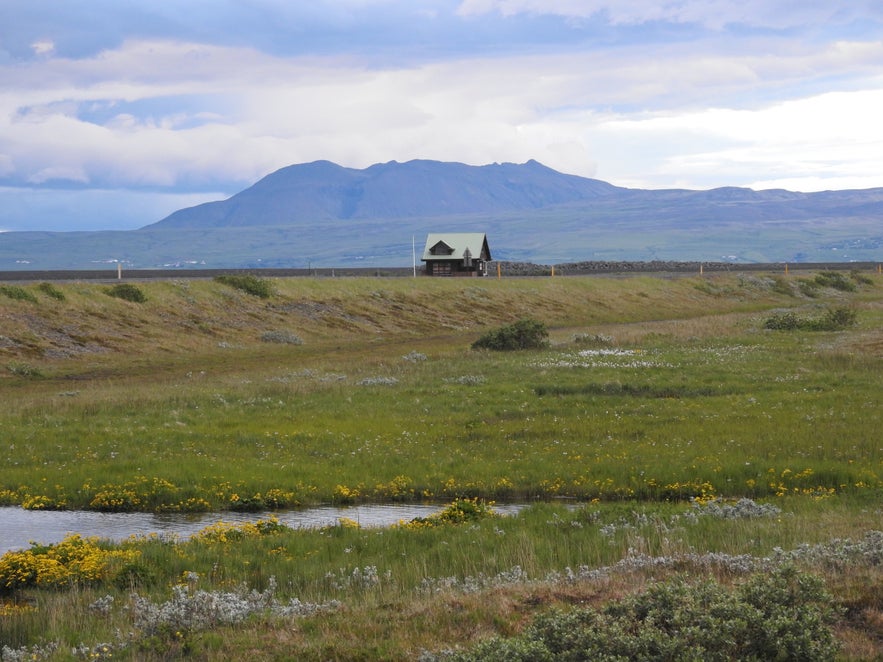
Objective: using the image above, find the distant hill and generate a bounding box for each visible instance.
[1,159,882,269]
[146,159,621,228]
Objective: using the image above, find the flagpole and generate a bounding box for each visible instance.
[412,235,417,277]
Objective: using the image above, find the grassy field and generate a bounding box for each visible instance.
[0,271,881,659]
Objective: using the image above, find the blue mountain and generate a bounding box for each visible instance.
[147,159,621,228]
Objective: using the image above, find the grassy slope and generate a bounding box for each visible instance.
[0,274,776,412]
[0,273,809,371]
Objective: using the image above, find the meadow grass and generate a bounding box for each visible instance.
[2,305,879,509]
[0,271,881,659]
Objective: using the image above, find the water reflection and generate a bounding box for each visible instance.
[0,503,525,554]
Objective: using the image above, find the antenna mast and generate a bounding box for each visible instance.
[412,235,417,277]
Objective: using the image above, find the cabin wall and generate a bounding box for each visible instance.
[424,261,486,277]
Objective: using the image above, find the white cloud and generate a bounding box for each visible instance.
[30,39,55,56]
[27,165,89,185]
[5,35,879,189]
[2,1,883,235]
[586,88,883,190]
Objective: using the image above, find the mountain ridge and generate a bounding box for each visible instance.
[2,159,882,269]
[146,159,623,228]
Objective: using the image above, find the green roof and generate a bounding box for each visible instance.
[421,233,491,261]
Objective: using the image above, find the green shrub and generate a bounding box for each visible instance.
[214,274,274,298]
[449,566,840,661]
[106,283,147,303]
[0,285,38,303]
[454,637,552,661]
[797,279,821,298]
[404,498,497,528]
[764,307,857,332]
[815,306,857,330]
[6,362,42,378]
[36,282,66,301]
[764,311,801,330]
[770,276,795,297]
[814,270,856,292]
[472,318,549,351]
[850,269,874,286]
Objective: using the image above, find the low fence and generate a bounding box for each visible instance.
[0,261,880,282]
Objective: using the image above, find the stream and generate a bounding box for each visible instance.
[0,503,526,554]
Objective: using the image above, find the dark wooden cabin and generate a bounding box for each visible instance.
[421,233,491,277]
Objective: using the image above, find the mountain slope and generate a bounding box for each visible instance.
[147,159,622,228]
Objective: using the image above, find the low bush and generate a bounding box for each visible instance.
[446,565,840,661]
[106,283,147,303]
[814,270,856,292]
[0,285,38,303]
[764,311,801,330]
[214,274,274,298]
[770,275,796,297]
[0,535,142,592]
[850,269,874,286]
[36,282,66,301]
[817,306,858,330]
[764,307,857,331]
[128,576,335,637]
[401,498,497,529]
[6,362,42,378]
[472,318,549,351]
[797,279,821,297]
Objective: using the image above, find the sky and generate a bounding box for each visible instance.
[1,1,883,232]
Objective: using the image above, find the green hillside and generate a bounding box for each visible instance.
[0,271,848,370]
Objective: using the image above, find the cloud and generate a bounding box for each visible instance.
[31,40,55,56]
[455,0,883,30]
[28,165,89,185]
[4,32,881,191]
[585,87,883,190]
[2,1,883,232]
